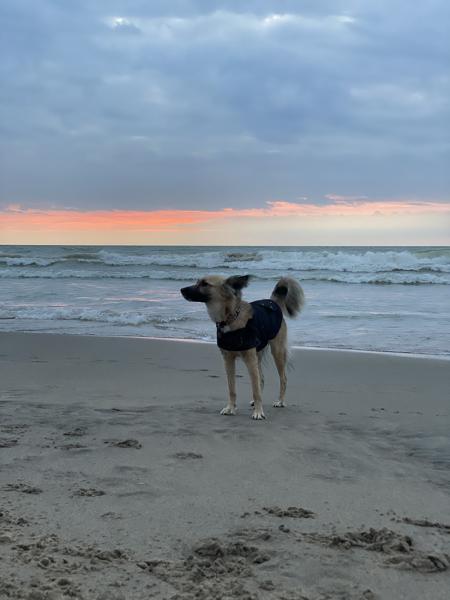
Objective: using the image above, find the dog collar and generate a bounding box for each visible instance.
[216,305,241,330]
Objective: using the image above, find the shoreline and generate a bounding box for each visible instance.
[1,329,449,361]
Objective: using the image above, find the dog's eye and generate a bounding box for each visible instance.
[199,279,210,287]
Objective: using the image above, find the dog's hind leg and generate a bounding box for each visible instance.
[258,351,265,392]
[270,336,288,408]
[220,351,237,415]
[242,349,265,420]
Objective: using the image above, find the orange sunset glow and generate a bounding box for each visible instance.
[1,199,449,245]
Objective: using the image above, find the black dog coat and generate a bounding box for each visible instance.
[217,300,283,352]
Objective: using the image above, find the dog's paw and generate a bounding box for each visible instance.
[273,401,285,408]
[251,410,266,420]
[220,406,236,416]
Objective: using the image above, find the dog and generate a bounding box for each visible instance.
[180,275,304,419]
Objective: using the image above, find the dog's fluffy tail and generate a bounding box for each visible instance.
[271,277,304,318]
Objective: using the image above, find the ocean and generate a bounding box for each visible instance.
[1,245,449,356]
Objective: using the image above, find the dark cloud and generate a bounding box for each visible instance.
[0,1,449,210]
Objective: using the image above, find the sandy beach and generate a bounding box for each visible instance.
[1,332,449,600]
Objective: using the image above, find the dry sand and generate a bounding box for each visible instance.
[0,332,449,600]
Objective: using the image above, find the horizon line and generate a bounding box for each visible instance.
[1,243,449,247]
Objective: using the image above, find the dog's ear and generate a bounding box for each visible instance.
[225,275,251,292]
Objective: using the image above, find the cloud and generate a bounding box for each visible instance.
[0,1,449,213]
[108,16,141,34]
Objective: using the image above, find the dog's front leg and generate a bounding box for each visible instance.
[220,351,237,415]
[242,350,265,420]
[250,352,265,408]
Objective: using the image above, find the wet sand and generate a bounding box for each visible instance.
[0,332,449,599]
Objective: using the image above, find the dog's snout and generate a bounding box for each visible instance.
[180,284,197,301]
[180,284,209,303]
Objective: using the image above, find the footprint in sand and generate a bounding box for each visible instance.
[400,516,450,533]
[262,506,316,519]
[172,452,203,460]
[101,512,122,520]
[2,424,29,434]
[63,427,87,437]
[4,483,42,494]
[59,443,89,450]
[105,439,142,449]
[73,488,105,497]
[0,439,18,448]
[386,552,449,573]
[302,527,450,573]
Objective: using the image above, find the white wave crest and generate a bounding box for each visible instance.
[0,306,191,327]
[0,268,200,280]
[249,249,450,274]
[91,248,450,273]
[301,272,450,285]
[1,266,448,284]
[96,249,232,268]
[0,257,59,267]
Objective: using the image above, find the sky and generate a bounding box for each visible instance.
[0,0,449,245]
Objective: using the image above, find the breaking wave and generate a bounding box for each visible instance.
[1,246,449,284]
[0,306,192,327]
[1,268,448,285]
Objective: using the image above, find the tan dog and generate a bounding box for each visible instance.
[180,275,304,419]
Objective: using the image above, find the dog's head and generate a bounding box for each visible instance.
[180,275,251,305]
